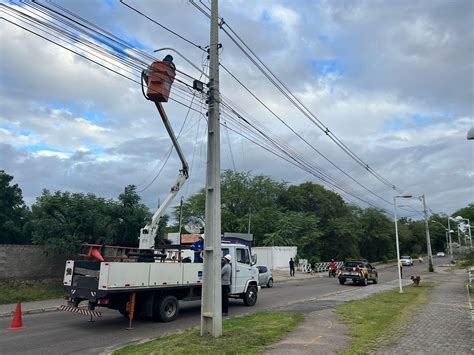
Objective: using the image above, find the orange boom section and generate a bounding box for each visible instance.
[146,60,176,102]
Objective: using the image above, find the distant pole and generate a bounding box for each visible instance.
[447,217,453,261]
[201,0,222,337]
[393,197,403,294]
[178,196,184,246]
[248,208,252,234]
[421,194,434,272]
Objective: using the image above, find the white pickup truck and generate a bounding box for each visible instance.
[62,243,260,322]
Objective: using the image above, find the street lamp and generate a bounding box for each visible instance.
[394,193,412,294]
[429,220,454,260]
[455,216,472,248]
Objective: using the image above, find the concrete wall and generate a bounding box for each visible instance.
[253,246,297,270]
[0,245,70,281]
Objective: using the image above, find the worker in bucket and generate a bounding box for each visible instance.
[221,254,232,316]
[191,235,204,263]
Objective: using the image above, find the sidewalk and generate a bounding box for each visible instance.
[0,298,64,318]
[266,268,473,354]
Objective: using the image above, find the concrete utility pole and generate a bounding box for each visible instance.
[447,217,453,261]
[201,0,222,337]
[421,194,434,272]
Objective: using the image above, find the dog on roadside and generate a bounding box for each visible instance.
[410,275,421,286]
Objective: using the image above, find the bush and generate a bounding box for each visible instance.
[459,250,474,268]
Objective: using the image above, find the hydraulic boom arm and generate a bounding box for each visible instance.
[139,101,189,249]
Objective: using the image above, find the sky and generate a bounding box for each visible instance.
[1,0,473,220]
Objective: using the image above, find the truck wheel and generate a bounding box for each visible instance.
[339,278,345,285]
[243,286,258,306]
[153,295,179,322]
[267,278,274,288]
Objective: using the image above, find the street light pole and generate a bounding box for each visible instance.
[447,217,453,261]
[456,217,472,248]
[393,195,411,293]
[420,194,434,272]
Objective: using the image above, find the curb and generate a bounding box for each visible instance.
[0,306,59,319]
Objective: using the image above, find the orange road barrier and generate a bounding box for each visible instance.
[8,302,23,330]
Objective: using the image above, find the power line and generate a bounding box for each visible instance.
[119,0,206,52]
[189,0,406,195]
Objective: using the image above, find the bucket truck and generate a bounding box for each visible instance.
[60,55,260,324]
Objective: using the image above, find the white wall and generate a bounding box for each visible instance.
[253,246,297,270]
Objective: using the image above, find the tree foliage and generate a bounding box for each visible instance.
[2,168,472,262]
[29,185,151,253]
[0,170,31,244]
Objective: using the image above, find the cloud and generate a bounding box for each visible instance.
[0,0,472,219]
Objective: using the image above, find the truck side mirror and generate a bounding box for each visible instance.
[251,253,257,266]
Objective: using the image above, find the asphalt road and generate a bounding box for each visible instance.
[0,259,444,355]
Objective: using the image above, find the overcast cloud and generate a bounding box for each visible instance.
[1,0,472,219]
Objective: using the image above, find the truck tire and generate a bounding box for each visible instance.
[153,295,179,322]
[243,286,258,306]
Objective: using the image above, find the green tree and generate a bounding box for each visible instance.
[279,182,346,223]
[30,190,115,253]
[173,170,285,241]
[0,170,31,244]
[452,203,474,221]
[358,208,394,262]
[113,185,151,246]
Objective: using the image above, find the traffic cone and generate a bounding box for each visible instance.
[8,302,23,330]
[91,247,104,262]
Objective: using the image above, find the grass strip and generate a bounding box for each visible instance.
[114,311,304,355]
[336,282,436,354]
[0,282,64,304]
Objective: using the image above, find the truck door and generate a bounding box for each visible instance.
[234,247,251,293]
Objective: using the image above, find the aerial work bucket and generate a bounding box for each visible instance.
[146,55,176,102]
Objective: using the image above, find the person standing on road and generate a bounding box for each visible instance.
[399,260,403,278]
[289,258,295,277]
[221,254,232,316]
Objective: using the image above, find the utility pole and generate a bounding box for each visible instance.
[421,194,434,272]
[178,196,184,247]
[201,0,222,337]
[447,217,453,262]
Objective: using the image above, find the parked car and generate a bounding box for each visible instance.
[256,265,273,288]
[337,260,378,286]
[436,252,445,257]
[400,256,413,266]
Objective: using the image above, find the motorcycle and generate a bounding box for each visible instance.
[328,268,337,278]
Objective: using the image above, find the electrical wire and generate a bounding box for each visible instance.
[2,1,418,214]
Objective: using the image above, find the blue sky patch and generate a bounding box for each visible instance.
[411,113,430,127]
[384,117,406,132]
[310,59,341,75]
[83,110,104,123]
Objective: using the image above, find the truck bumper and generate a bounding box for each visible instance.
[59,305,102,318]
